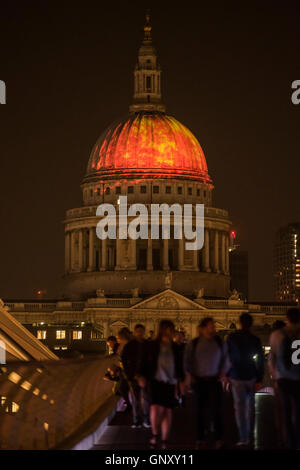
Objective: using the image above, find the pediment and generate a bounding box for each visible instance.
[131,289,206,311]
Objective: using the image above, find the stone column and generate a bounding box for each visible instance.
[78,230,84,272]
[100,237,107,271]
[214,230,219,273]
[115,229,121,270]
[70,231,76,271]
[221,232,226,274]
[203,229,211,272]
[65,232,70,273]
[147,236,153,270]
[193,244,199,271]
[225,234,229,274]
[163,236,169,271]
[87,227,95,272]
[131,239,137,269]
[178,237,184,270]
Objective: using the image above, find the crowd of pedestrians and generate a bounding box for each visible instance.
[104,308,300,450]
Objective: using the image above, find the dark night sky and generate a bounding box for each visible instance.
[0,1,299,301]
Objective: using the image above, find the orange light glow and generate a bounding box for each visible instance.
[85,112,213,184]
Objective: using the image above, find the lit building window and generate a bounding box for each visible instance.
[37,330,47,340]
[73,330,82,340]
[56,330,66,339]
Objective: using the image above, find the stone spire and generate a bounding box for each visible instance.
[129,11,166,114]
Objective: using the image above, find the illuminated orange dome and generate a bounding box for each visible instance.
[84,112,212,185]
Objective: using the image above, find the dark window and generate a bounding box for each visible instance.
[166,186,171,194]
[90,189,93,197]
[140,186,147,194]
[138,249,147,270]
[146,76,151,90]
[177,187,182,195]
[153,249,161,270]
[188,187,192,196]
[203,190,207,198]
[153,185,159,194]
[197,189,200,196]
[105,187,110,195]
[128,186,134,194]
[116,186,121,195]
[97,188,100,196]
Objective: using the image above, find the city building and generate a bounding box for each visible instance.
[228,231,249,300]
[1,15,295,354]
[274,222,300,302]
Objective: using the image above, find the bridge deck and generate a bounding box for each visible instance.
[92,391,277,450]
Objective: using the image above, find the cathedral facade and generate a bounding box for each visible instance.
[3,15,293,353]
[63,14,231,300]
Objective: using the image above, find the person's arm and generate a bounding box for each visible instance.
[220,341,231,378]
[256,337,265,383]
[183,340,193,375]
[121,343,130,378]
[268,331,277,379]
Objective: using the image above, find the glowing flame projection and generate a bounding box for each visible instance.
[84,112,213,185]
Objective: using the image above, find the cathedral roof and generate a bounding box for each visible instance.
[84,112,212,184]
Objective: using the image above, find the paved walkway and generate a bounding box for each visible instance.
[92,391,278,450]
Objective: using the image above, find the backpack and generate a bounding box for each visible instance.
[278,331,300,379]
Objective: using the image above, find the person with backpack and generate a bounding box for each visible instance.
[269,308,300,449]
[184,317,230,450]
[226,313,265,448]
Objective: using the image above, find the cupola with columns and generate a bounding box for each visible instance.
[63,13,231,300]
[129,11,165,113]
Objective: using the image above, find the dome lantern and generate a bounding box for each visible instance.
[129,11,166,114]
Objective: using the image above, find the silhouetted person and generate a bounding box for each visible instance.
[269,308,300,449]
[138,320,185,449]
[106,335,118,355]
[147,330,154,341]
[226,313,264,448]
[268,320,286,448]
[121,324,150,428]
[184,317,230,449]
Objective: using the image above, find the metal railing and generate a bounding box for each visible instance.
[0,355,118,449]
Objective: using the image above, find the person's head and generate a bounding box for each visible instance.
[117,327,132,345]
[148,330,154,340]
[199,317,216,339]
[157,320,175,342]
[134,324,145,341]
[272,320,286,331]
[239,313,253,331]
[286,308,300,326]
[173,330,185,344]
[106,335,117,351]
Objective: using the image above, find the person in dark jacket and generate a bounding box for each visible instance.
[184,317,230,450]
[138,320,185,449]
[121,324,150,428]
[226,313,264,447]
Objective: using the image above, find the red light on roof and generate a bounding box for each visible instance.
[37,290,42,295]
[230,230,236,239]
